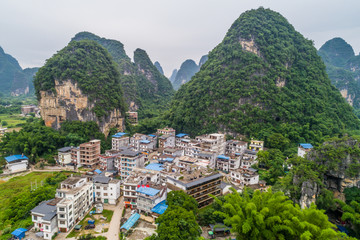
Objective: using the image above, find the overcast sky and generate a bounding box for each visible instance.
[1,0,360,77]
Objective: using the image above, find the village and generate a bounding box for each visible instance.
[3,127,315,240]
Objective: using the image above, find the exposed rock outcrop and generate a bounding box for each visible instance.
[39,80,124,136]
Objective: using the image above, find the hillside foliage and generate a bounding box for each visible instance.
[34,40,126,118]
[168,8,359,146]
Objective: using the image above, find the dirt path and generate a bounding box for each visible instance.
[103,197,124,239]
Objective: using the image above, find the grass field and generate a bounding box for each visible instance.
[0,172,57,213]
[0,114,27,129]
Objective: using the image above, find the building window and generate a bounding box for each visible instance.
[60,221,65,224]
[33,216,37,220]
[104,187,107,190]
[59,207,65,212]
[45,225,49,230]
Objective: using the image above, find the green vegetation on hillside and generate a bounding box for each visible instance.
[34,40,126,118]
[168,8,359,147]
[318,38,360,112]
[0,172,70,240]
[71,32,174,119]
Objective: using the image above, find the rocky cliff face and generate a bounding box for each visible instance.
[298,137,360,208]
[34,40,127,135]
[39,80,124,136]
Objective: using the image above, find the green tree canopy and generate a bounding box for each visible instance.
[214,188,351,240]
[166,190,199,213]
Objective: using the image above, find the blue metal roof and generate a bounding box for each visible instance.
[94,169,102,174]
[5,155,28,163]
[11,228,27,238]
[136,187,160,196]
[217,155,230,160]
[176,133,188,138]
[148,134,156,137]
[145,163,164,171]
[151,200,168,215]
[120,213,140,231]
[300,143,313,149]
[164,157,174,162]
[112,132,128,138]
[140,140,151,144]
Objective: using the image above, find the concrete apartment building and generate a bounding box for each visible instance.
[230,168,259,186]
[129,133,148,151]
[93,176,121,204]
[241,150,258,168]
[79,140,101,168]
[196,133,225,155]
[216,154,241,172]
[136,184,167,214]
[115,148,145,179]
[55,177,94,232]
[123,169,161,209]
[158,134,175,149]
[175,133,190,147]
[225,140,247,155]
[31,199,59,239]
[112,132,129,150]
[167,167,222,207]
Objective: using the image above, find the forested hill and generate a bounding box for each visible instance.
[34,40,126,119]
[71,32,174,118]
[0,46,38,96]
[168,7,359,145]
[318,38,360,112]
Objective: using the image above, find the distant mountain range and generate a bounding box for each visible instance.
[318,37,360,112]
[170,55,208,90]
[0,46,38,96]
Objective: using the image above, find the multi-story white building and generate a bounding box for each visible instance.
[123,169,161,209]
[162,147,184,157]
[139,140,156,152]
[93,176,121,204]
[230,168,259,186]
[137,185,167,214]
[157,127,176,136]
[241,150,258,168]
[225,140,247,155]
[55,177,94,232]
[31,199,59,240]
[175,133,190,147]
[58,147,72,166]
[158,134,175,149]
[112,132,130,150]
[196,133,225,155]
[216,154,241,172]
[194,151,217,168]
[129,133,148,151]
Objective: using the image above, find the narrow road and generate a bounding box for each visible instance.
[104,197,124,239]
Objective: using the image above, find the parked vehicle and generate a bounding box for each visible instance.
[85,224,95,230]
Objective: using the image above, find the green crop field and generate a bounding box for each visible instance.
[0,114,27,129]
